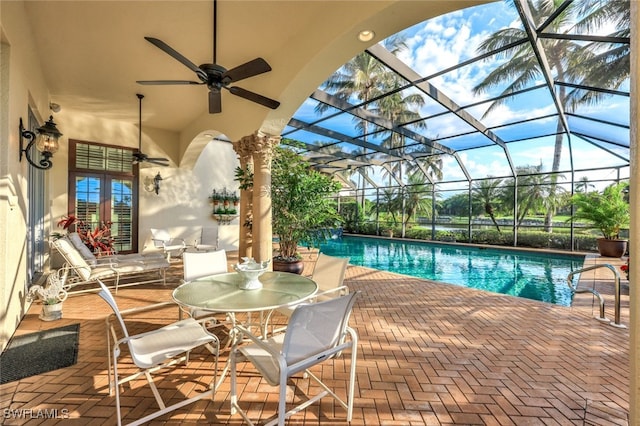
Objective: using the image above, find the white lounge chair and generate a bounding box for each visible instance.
[67,232,166,264]
[230,292,359,426]
[51,236,169,293]
[97,279,220,426]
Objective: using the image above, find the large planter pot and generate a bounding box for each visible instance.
[272,259,305,275]
[40,303,63,321]
[597,238,627,258]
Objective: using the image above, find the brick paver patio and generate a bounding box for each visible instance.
[0,251,630,425]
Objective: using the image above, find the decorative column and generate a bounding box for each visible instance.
[232,136,254,259]
[251,132,280,264]
[233,131,280,264]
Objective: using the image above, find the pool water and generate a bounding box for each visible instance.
[318,235,585,306]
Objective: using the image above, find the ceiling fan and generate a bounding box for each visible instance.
[133,93,170,166]
[136,0,280,114]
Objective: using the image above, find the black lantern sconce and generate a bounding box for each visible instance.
[144,172,163,195]
[152,172,163,195]
[19,116,63,170]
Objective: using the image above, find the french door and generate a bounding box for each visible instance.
[68,141,138,253]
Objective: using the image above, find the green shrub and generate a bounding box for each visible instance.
[347,222,599,253]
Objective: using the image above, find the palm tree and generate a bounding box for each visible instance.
[472,0,628,232]
[407,149,444,182]
[379,188,401,227]
[575,176,595,193]
[565,0,629,108]
[402,173,433,227]
[501,164,564,229]
[316,36,410,226]
[371,88,427,186]
[472,177,504,233]
[316,35,408,116]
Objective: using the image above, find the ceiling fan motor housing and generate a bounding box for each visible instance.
[136,0,279,113]
[200,63,229,89]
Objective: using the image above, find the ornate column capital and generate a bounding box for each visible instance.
[252,131,281,162]
[233,131,281,161]
[232,134,256,160]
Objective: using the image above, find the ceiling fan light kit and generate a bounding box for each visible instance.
[137,0,280,114]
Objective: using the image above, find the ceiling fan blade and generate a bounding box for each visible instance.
[209,90,222,114]
[147,159,169,166]
[137,80,204,85]
[222,57,272,83]
[228,86,280,109]
[145,157,170,162]
[144,37,208,81]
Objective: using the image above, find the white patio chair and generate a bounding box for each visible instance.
[182,250,230,325]
[194,226,218,251]
[264,253,350,335]
[51,236,169,293]
[97,279,220,426]
[182,249,228,281]
[150,228,186,261]
[230,292,359,426]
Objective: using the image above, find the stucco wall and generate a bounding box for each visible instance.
[0,1,55,350]
[139,139,241,253]
[0,2,242,350]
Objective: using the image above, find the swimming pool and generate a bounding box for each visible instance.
[318,235,585,307]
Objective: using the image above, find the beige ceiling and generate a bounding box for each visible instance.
[21,0,485,142]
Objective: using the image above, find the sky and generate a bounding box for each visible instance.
[289,0,630,192]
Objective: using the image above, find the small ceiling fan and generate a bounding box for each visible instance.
[133,93,169,166]
[136,0,280,114]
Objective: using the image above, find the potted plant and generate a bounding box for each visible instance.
[570,182,630,258]
[27,267,69,321]
[235,144,342,274]
[271,145,342,273]
[56,214,115,255]
[210,189,222,207]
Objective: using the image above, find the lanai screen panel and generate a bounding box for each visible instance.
[287,0,629,188]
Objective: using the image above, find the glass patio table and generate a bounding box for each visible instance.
[172,271,318,313]
[172,271,318,390]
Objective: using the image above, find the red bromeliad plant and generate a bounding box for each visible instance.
[620,258,630,280]
[57,214,115,255]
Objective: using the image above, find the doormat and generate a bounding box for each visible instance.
[0,323,80,384]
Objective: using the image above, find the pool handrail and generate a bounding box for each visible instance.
[567,263,625,328]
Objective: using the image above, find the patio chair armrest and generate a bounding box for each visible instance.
[313,285,349,300]
[94,256,120,266]
[117,301,178,317]
[114,315,220,348]
[164,238,186,248]
[234,324,283,357]
[274,285,349,312]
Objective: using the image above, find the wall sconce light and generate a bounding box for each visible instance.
[19,116,63,170]
[144,172,163,195]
